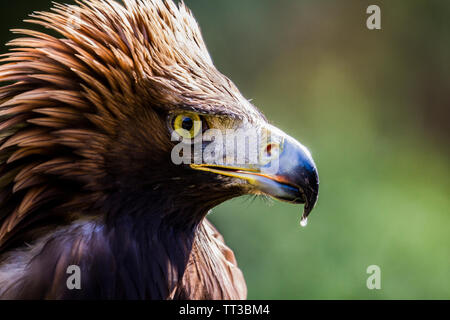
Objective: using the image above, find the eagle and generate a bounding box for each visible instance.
[0,0,318,299]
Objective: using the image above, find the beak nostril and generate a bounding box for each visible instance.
[265,144,273,157]
[265,143,279,158]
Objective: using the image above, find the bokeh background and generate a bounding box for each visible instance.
[0,0,449,299]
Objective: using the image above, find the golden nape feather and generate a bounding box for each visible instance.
[0,0,318,299]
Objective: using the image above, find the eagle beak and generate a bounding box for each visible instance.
[190,127,319,220]
[254,135,319,219]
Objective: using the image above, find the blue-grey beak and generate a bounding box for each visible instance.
[191,126,319,221]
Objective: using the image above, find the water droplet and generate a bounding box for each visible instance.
[300,217,308,228]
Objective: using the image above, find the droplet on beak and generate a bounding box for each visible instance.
[300,216,308,228]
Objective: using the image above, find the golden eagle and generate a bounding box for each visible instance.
[0,0,318,299]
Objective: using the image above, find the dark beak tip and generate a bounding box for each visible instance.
[302,172,319,219]
[303,194,318,219]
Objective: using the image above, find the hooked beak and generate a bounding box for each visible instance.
[190,127,319,221]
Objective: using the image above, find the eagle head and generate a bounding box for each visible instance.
[0,0,319,299]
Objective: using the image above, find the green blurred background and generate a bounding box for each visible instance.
[0,0,449,299]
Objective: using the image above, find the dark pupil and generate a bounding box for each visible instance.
[181,117,194,131]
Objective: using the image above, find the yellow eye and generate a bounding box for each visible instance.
[172,113,202,139]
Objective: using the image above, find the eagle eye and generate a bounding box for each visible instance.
[172,112,203,140]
